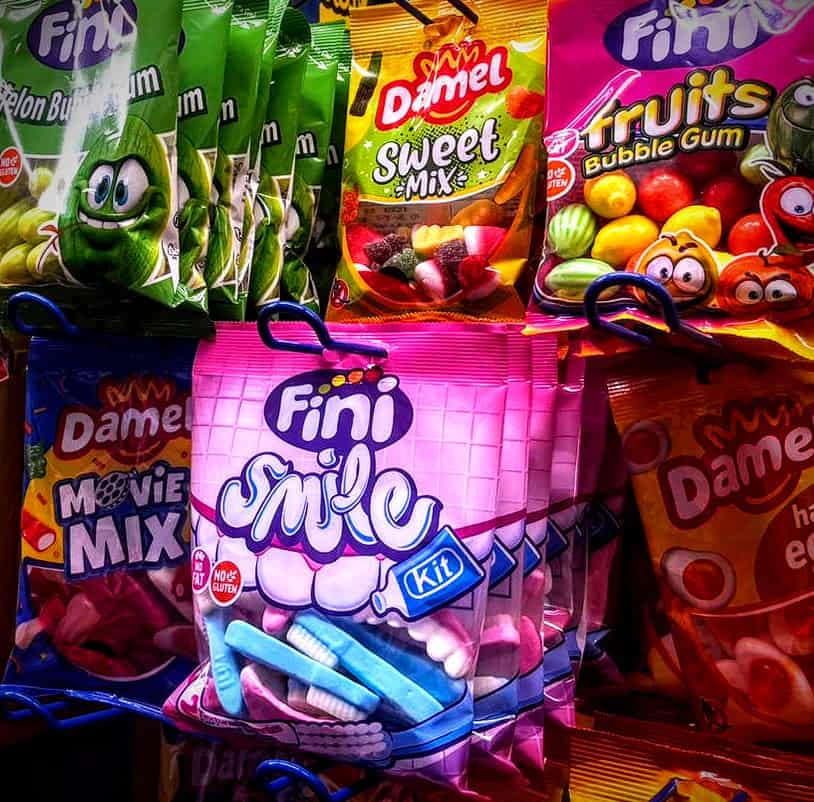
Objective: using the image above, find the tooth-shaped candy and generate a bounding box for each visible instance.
[256,548,313,608]
[262,606,291,635]
[54,593,102,645]
[216,536,259,591]
[313,556,381,613]
[474,675,507,699]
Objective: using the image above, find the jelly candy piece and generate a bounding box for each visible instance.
[382,248,419,280]
[365,233,408,267]
[463,226,506,258]
[346,224,382,267]
[436,239,467,272]
[411,225,465,258]
[415,259,458,301]
[458,255,489,290]
[506,86,545,120]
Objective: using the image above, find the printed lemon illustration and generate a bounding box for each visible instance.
[177,133,211,292]
[59,116,172,290]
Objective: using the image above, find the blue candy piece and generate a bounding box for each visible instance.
[224,620,379,716]
[204,611,245,716]
[334,618,465,708]
[293,612,443,725]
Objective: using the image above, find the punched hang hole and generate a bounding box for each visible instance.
[350,52,383,118]
[392,0,434,26]
[445,0,479,24]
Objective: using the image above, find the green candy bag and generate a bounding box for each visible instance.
[281,25,338,312]
[249,8,311,314]
[206,0,280,321]
[177,0,234,312]
[307,22,352,315]
[0,0,184,314]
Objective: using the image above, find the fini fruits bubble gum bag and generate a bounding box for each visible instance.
[177,0,234,312]
[6,335,197,708]
[512,335,558,776]
[471,326,530,764]
[205,0,281,321]
[280,25,338,312]
[248,8,311,315]
[0,1,184,313]
[608,359,814,740]
[166,322,509,790]
[529,0,814,359]
[327,0,547,322]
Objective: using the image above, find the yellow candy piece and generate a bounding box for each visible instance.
[591,214,659,268]
[583,170,637,219]
[713,251,734,273]
[662,205,722,249]
[412,225,465,257]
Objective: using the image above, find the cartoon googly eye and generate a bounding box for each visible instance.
[87,164,114,210]
[768,598,814,656]
[765,279,798,304]
[780,186,814,217]
[794,83,814,107]
[112,158,149,214]
[672,257,706,293]
[661,548,735,611]
[621,420,670,474]
[645,255,674,284]
[734,279,764,305]
[733,637,814,725]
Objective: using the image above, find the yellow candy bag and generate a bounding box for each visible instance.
[609,359,814,740]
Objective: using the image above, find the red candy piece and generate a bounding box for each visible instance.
[346,224,382,267]
[727,213,774,255]
[637,168,695,224]
[675,149,737,184]
[701,174,755,231]
[458,255,489,289]
[363,270,424,302]
[506,86,545,120]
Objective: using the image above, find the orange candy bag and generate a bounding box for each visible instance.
[609,359,814,740]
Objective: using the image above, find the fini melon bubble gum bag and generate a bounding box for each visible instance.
[165,321,511,791]
[0,0,184,318]
[529,0,814,358]
[6,335,197,709]
[609,358,814,741]
[327,0,547,322]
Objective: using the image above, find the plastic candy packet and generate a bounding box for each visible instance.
[165,321,509,791]
[279,24,339,311]
[512,335,558,776]
[177,0,234,312]
[327,0,547,321]
[309,22,352,314]
[528,0,814,360]
[5,334,197,709]
[206,0,283,321]
[0,1,185,317]
[471,326,531,764]
[609,358,814,740]
[249,8,311,315]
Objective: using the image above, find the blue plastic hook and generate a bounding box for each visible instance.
[255,759,379,802]
[0,688,121,730]
[584,273,721,350]
[257,301,388,359]
[648,778,679,802]
[8,291,80,337]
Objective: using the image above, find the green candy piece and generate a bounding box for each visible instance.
[739,143,773,187]
[59,116,173,295]
[382,248,419,280]
[545,258,615,301]
[548,203,598,260]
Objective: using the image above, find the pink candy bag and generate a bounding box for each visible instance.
[512,335,558,775]
[164,321,510,792]
[472,327,531,756]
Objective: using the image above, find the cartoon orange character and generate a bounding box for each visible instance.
[630,231,718,309]
[717,250,813,321]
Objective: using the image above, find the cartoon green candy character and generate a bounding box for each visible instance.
[768,78,814,177]
[177,132,211,297]
[59,116,176,300]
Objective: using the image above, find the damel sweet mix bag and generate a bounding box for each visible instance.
[166,322,513,791]
[328,0,547,321]
[529,0,814,358]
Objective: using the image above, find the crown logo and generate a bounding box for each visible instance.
[695,398,805,451]
[101,377,175,408]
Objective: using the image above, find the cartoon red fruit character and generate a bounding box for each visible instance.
[717,250,812,321]
[761,176,814,258]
